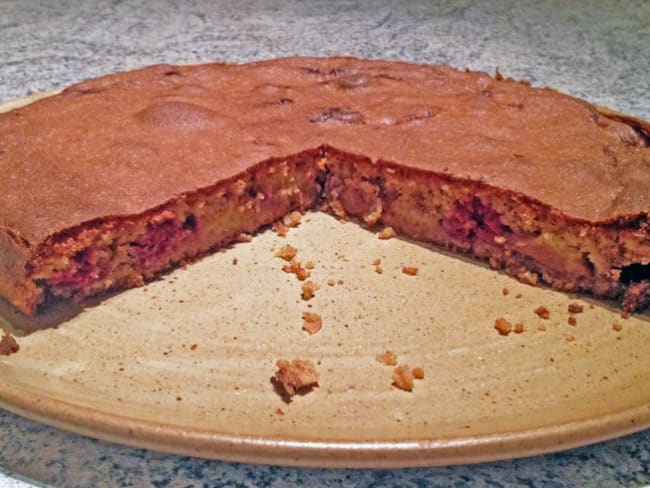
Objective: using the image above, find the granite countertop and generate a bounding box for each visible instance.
[1,1,649,486]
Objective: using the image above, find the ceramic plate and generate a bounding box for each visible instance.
[1,94,649,468]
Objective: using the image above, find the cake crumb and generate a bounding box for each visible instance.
[301,280,319,300]
[566,334,576,342]
[302,312,323,335]
[568,316,577,326]
[378,226,396,240]
[232,257,238,265]
[568,302,584,314]
[236,232,253,243]
[272,359,319,398]
[494,317,513,336]
[392,365,415,392]
[304,261,315,270]
[402,266,418,276]
[282,210,302,228]
[0,329,19,356]
[412,367,425,380]
[502,287,510,296]
[375,265,384,274]
[612,322,623,332]
[275,244,298,261]
[513,323,524,334]
[190,344,198,351]
[282,259,311,281]
[272,221,289,237]
[337,279,344,285]
[275,407,284,416]
[376,350,398,366]
[515,293,523,299]
[372,258,381,266]
[327,279,336,287]
[534,306,550,319]
[620,311,630,320]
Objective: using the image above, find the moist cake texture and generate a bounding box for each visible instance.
[1,56,650,317]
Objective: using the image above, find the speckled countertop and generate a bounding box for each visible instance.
[1,1,649,486]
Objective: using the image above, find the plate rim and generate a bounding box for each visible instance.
[1,376,649,468]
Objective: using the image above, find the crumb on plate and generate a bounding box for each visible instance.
[275,244,298,261]
[568,302,584,314]
[378,226,396,240]
[282,259,311,281]
[412,367,425,379]
[392,364,415,391]
[272,359,319,398]
[494,317,513,336]
[0,329,19,356]
[376,350,398,366]
[302,312,323,335]
[534,306,550,319]
[402,266,418,276]
[301,280,319,300]
[283,210,303,228]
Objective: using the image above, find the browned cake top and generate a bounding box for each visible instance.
[1,56,649,243]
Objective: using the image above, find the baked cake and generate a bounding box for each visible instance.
[1,57,649,317]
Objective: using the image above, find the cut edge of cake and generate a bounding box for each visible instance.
[1,58,650,321]
[4,138,650,319]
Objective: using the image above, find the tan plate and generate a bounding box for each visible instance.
[1,94,649,468]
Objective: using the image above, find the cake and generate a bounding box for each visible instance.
[1,56,649,318]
